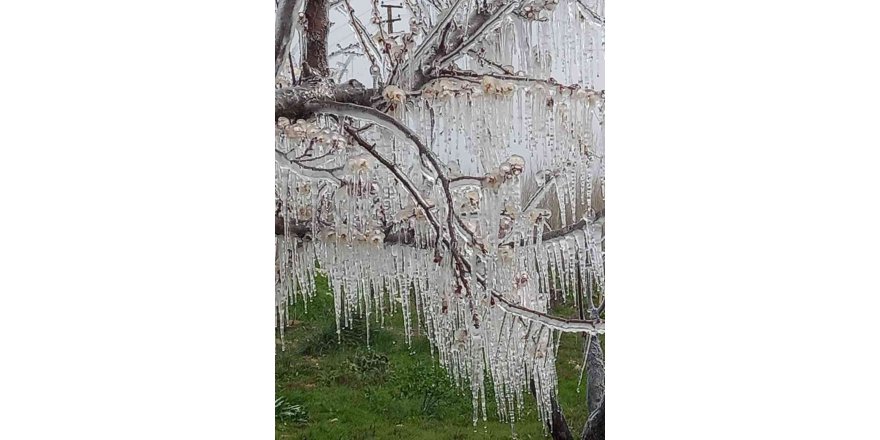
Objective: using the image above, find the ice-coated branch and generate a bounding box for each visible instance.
[438,68,605,96]
[344,125,449,255]
[576,0,604,26]
[303,102,443,168]
[276,150,344,182]
[523,171,560,212]
[276,0,303,77]
[275,213,425,246]
[467,49,515,74]
[498,217,590,248]
[369,0,390,61]
[404,0,467,72]
[275,82,376,120]
[435,2,519,70]
[492,292,605,334]
[329,42,362,58]
[542,218,588,242]
[303,104,484,292]
[341,0,383,81]
[282,100,475,258]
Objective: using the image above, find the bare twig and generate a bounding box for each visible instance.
[341,0,383,82]
[438,68,604,94]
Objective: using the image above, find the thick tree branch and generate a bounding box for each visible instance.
[275,83,377,121]
[306,102,434,158]
[303,0,330,76]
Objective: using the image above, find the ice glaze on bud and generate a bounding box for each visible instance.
[383,85,406,105]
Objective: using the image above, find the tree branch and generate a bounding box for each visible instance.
[344,125,448,258]
[576,0,605,27]
[275,0,302,77]
[437,68,604,95]
[434,2,518,70]
[275,83,377,121]
[303,0,330,76]
[341,0,383,82]
[491,292,605,334]
[542,219,588,242]
[399,0,467,77]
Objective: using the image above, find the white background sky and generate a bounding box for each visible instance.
[2,1,880,439]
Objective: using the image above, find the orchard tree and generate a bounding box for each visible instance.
[275,0,604,438]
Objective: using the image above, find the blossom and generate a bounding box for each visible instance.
[481,76,516,96]
[345,155,371,174]
[383,85,406,105]
[367,229,385,246]
[482,172,502,190]
[505,155,526,175]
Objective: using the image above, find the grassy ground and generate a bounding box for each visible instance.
[276,276,594,439]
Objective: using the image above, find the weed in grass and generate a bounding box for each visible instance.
[275,396,308,425]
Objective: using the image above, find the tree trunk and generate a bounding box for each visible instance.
[549,396,575,440]
[303,0,329,76]
[586,335,605,415]
[581,335,605,440]
[581,397,605,440]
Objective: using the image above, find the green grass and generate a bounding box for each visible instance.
[276,277,595,439]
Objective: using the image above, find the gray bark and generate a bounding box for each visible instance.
[550,396,575,440]
[275,0,301,76]
[275,81,375,121]
[303,0,329,76]
[581,335,605,440]
[581,396,605,440]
